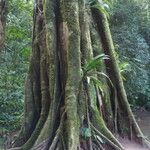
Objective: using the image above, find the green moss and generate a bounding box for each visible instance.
[59,1,81,149]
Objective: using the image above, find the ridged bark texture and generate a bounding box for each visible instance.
[10,0,150,150]
[0,0,7,50]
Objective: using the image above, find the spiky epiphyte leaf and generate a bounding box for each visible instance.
[84,54,109,74]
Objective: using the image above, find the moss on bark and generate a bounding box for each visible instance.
[10,0,150,150]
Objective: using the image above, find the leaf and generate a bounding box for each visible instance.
[92,4,110,17]
[89,76,103,87]
[96,72,114,87]
[94,135,104,143]
[88,0,96,5]
[103,3,109,9]
[119,62,129,70]
[119,62,131,80]
[87,76,91,84]
[103,0,112,6]
[133,58,142,63]
[88,76,105,97]
[84,54,109,73]
[80,127,92,139]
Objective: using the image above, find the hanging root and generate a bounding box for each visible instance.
[90,123,124,150]
[92,136,105,150]
[90,108,125,150]
[49,111,65,150]
[31,139,49,150]
[30,111,66,150]
[141,138,150,149]
[49,133,59,150]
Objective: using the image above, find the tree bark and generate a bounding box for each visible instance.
[0,0,7,50]
[10,0,150,150]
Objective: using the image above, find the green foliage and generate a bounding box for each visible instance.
[83,54,112,96]
[82,52,126,108]
[114,51,131,80]
[110,0,150,109]
[83,54,109,74]
[119,62,130,74]
[0,0,32,133]
[89,0,111,17]
[80,127,92,139]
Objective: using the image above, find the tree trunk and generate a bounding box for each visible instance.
[11,0,150,150]
[0,0,7,50]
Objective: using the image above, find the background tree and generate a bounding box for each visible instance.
[0,0,32,139]
[6,0,150,150]
[110,0,150,109]
[0,0,7,50]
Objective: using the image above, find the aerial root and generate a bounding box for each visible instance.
[48,111,65,150]
[31,139,49,150]
[8,148,21,150]
[29,112,65,150]
[49,129,60,150]
[141,138,150,149]
[92,140,105,150]
[90,123,125,150]
[49,138,59,150]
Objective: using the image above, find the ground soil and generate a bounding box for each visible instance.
[118,109,150,150]
[135,109,150,139]
[0,109,150,150]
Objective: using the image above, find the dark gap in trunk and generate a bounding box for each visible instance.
[45,0,64,149]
